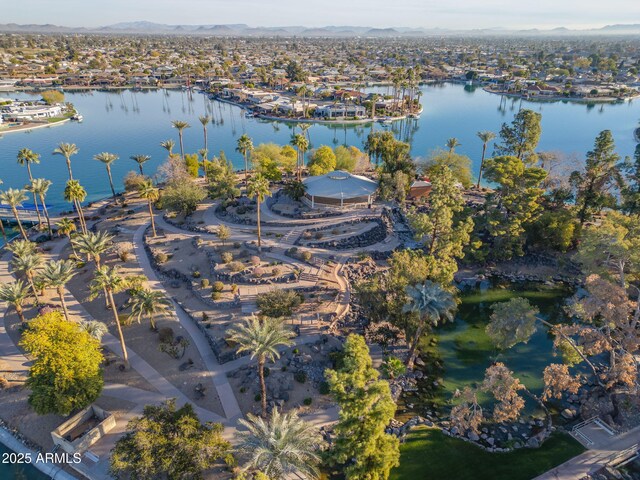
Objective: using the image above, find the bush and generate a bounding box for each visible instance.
[294,371,307,383]
[158,327,175,344]
[231,283,239,295]
[228,261,244,273]
[302,231,312,239]
[382,356,407,379]
[253,267,265,278]
[303,397,312,406]
[117,247,132,262]
[155,252,169,264]
[264,367,270,378]
[250,255,261,266]
[211,291,222,301]
[200,279,210,289]
[319,381,330,395]
[301,251,312,262]
[212,281,224,292]
[314,232,323,240]
[254,393,261,402]
[233,242,241,249]
[256,289,303,317]
[272,267,282,277]
[192,270,201,278]
[221,251,233,264]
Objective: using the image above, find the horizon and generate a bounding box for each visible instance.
[4,0,640,30]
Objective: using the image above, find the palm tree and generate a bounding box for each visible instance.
[89,265,132,368]
[11,253,43,303]
[290,133,309,181]
[236,134,254,182]
[130,154,151,175]
[476,131,496,188]
[228,316,294,417]
[93,152,119,202]
[199,115,210,152]
[72,230,114,268]
[138,179,160,237]
[0,280,31,324]
[55,217,78,255]
[246,174,271,252]
[28,179,53,236]
[7,239,37,259]
[238,409,320,479]
[127,288,172,330]
[171,120,190,160]
[160,139,176,157]
[52,142,78,180]
[402,281,457,369]
[63,180,87,234]
[81,320,108,341]
[37,260,77,322]
[17,148,42,225]
[0,188,29,240]
[446,137,461,156]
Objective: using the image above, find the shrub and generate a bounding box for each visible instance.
[200,279,210,289]
[228,261,244,273]
[256,289,303,317]
[0,377,8,389]
[272,267,282,277]
[212,281,224,292]
[250,255,261,266]
[231,284,239,295]
[264,367,270,378]
[382,356,406,379]
[314,232,323,240]
[301,251,312,262]
[254,394,261,402]
[221,251,233,264]
[155,252,169,264]
[158,327,174,344]
[124,171,149,193]
[118,248,132,262]
[253,267,265,278]
[192,270,201,278]
[294,371,307,383]
[233,242,241,249]
[303,397,313,406]
[302,231,312,239]
[211,291,222,301]
[240,386,246,393]
[319,381,330,395]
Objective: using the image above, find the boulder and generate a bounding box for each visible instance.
[467,431,480,442]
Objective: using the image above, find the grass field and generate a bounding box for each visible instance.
[390,427,585,480]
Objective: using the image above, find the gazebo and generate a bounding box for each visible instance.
[302,170,378,208]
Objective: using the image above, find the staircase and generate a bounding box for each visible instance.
[241,293,258,314]
[281,228,303,245]
[299,271,318,283]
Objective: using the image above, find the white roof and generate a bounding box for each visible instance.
[303,170,378,199]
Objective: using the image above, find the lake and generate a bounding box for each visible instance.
[0,443,51,480]
[0,82,639,211]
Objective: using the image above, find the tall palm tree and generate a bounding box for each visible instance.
[290,133,308,181]
[0,280,31,324]
[238,409,320,479]
[37,259,77,322]
[247,174,271,252]
[446,137,461,156]
[228,316,294,417]
[130,154,151,176]
[63,180,87,234]
[0,188,29,240]
[72,231,114,269]
[11,253,43,303]
[476,130,496,188]
[402,280,457,370]
[52,142,78,180]
[236,134,254,182]
[93,152,119,202]
[198,115,210,152]
[127,288,172,330]
[160,139,176,157]
[89,265,132,369]
[55,217,77,255]
[138,179,160,237]
[171,120,190,160]
[27,178,53,236]
[17,148,42,225]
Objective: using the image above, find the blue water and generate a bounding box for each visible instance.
[0,443,51,480]
[0,83,638,211]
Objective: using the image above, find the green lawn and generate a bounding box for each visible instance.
[390,427,585,480]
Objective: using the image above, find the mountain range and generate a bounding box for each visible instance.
[1,21,640,37]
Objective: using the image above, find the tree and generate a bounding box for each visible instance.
[11,252,43,303]
[28,178,52,236]
[282,180,306,201]
[171,120,190,160]
[94,152,119,202]
[160,177,207,217]
[184,153,200,178]
[81,320,108,341]
[160,139,176,157]
[621,145,640,215]
[53,142,78,180]
[237,134,254,182]
[130,154,151,175]
[308,146,337,176]
[127,288,172,330]
[576,211,640,287]
[483,156,547,260]
[290,133,309,181]
[17,148,43,226]
[227,316,294,417]
[325,334,400,480]
[216,224,230,246]
[37,259,77,321]
[110,399,231,480]
[7,239,37,258]
[20,311,103,415]
[256,289,303,317]
[0,280,31,323]
[420,148,473,188]
[476,130,496,187]
[495,109,542,164]
[0,188,29,240]
[378,171,410,206]
[55,217,77,254]
[285,60,306,82]
[63,180,88,234]
[252,144,283,181]
[238,409,320,480]
[247,174,271,251]
[40,90,64,105]
[138,179,160,237]
[72,230,114,270]
[89,265,133,369]
[402,281,457,369]
[199,115,210,152]
[570,130,622,226]
[446,137,461,154]
[206,154,240,200]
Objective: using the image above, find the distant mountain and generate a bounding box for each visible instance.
[2,21,640,37]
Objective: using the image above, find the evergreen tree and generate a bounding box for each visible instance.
[495,109,542,164]
[621,144,640,215]
[325,334,400,480]
[206,153,240,200]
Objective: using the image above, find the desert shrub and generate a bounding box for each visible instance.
[294,371,307,383]
[200,279,210,289]
[233,242,241,249]
[212,281,224,292]
[211,291,222,301]
[231,284,239,295]
[302,231,312,239]
[288,247,298,254]
[253,267,265,278]
[228,261,244,273]
[117,247,132,262]
[155,252,169,264]
[256,289,303,317]
[382,356,406,379]
[0,377,8,389]
[221,251,233,264]
[303,397,312,406]
[192,270,201,278]
[250,255,261,266]
[254,394,261,402]
[301,251,312,262]
[319,381,330,395]
[123,171,148,192]
[272,267,282,277]
[314,232,323,240]
[331,229,340,235]
[158,327,174,344]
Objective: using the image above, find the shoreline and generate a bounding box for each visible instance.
[483,86,640,104]
[0,117,71,136]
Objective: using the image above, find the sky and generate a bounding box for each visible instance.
[3,0,640,30]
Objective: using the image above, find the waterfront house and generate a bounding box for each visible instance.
[1,102,62,121]
[315,104,366,119]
